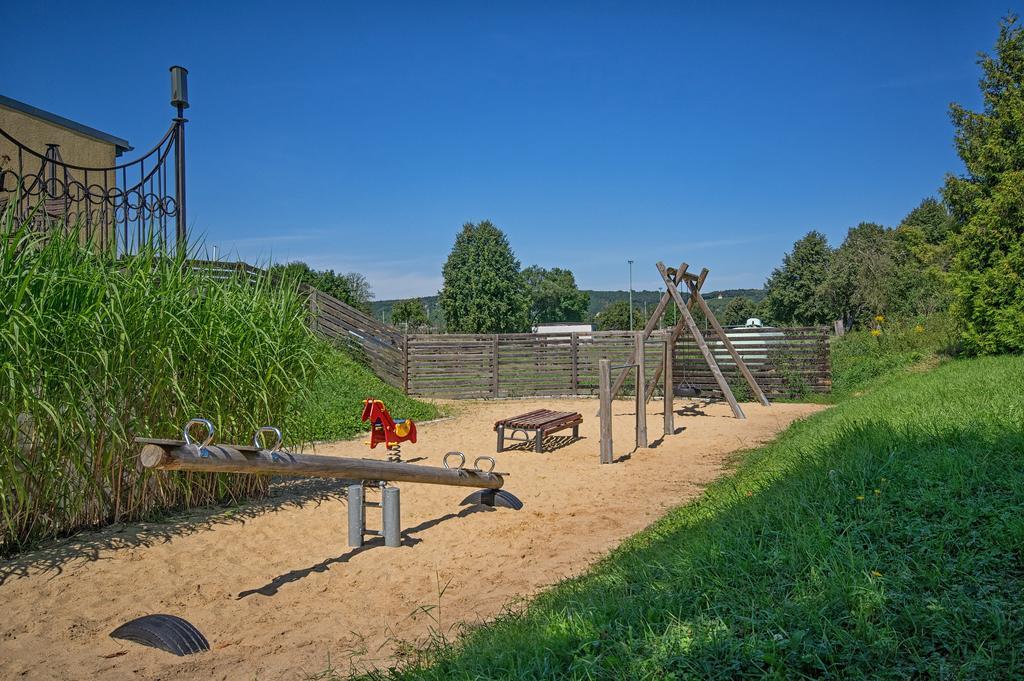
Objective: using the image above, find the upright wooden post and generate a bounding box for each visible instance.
[492,335,499,398]
[656,262,746,419]
[570,332,579,396]
[834,319,845,336]
[598,359,613,464]
[402,335,410,394]
[309,288,320,335]
[635,332,648,448]
[663,338,674,435]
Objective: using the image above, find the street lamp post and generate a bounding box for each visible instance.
[170,65,189,247]
[628,259,634,331]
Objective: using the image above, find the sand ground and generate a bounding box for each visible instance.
[0,398,823,680]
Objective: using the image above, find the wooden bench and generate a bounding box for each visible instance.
[494,409,583,453]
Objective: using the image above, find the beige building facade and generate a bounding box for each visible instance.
[0,94,131,245]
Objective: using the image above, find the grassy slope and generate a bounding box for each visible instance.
[291,345,440,443]
[829,315,958,399]
[362,355,1023,679]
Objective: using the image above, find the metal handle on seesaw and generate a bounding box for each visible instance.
[443,451,466,470]
[253,426,285,461]
[444,453,508,477]
[183,418,215,457]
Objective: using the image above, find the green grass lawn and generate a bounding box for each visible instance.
[290,344,441,443]
[353,355,1023,679]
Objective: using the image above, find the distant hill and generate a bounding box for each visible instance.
[582,288,765,320]
[371,288,765,328]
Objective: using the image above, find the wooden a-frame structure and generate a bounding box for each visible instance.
[607,261,770,420]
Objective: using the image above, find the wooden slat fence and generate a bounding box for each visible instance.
[183,259,830,400]
[674,326,831,399]
[407,327,830,399]
[406,324,825,400]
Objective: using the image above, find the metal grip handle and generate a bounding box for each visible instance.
[183,418,214,456]
[473,456,496,473]
[253,426,283,452]
[443,451,466,470]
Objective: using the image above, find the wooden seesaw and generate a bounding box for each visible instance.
[136,419,523,549]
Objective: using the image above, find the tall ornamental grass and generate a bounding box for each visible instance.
[0,211,320,554]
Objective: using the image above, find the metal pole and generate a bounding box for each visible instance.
[172,106,186,248]
[170,66,189,249]
[347,484,364,548]
[628,260,634,331]
[383,486,401,547]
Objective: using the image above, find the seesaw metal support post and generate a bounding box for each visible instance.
[348,483,401,548]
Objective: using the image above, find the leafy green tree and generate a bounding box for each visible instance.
[900,197,956,246]
[763,231,833,325]
[391,298,430,329]
[522,266,590,324]
[595,300,646,331]
[823,223,904,325]
[942,15,1024,354]
[722,296,758,326]
[438,221,530,333]
[895,199,955,317]
[269,261,373,314]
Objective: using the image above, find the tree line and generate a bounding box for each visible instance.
[762,15,1024,354]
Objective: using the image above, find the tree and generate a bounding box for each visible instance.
[438,221,531,333]
[391,298,430,329]
[822,223,904,325]
[722,296,758,326]
[269,261,373,314]
[942,15,1024,354]
[763,231,833,325]
[895,198,955,317]
[595,300,646,331]
[899,197,955,246]
[522,266,590,324]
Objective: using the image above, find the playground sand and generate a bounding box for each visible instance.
[0,398,824,680]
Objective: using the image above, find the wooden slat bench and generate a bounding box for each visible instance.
[494,409,583,453]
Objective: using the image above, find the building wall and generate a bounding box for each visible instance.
[0,103,119,247]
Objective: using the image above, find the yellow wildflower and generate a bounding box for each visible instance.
[871,570,883,577]
[914,324,925,333]
[871,329,882,337]
[875,315,885,323]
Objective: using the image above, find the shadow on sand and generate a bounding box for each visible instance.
[236,505,494,598]
[0,477,352,587]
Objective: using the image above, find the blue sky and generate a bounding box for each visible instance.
[4,1,1015,298]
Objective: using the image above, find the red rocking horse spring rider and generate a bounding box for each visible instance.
[361,399,417,462]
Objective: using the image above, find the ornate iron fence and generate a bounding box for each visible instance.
[0,66,188,254]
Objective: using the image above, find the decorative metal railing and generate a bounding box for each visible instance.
[0,66,189,254]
